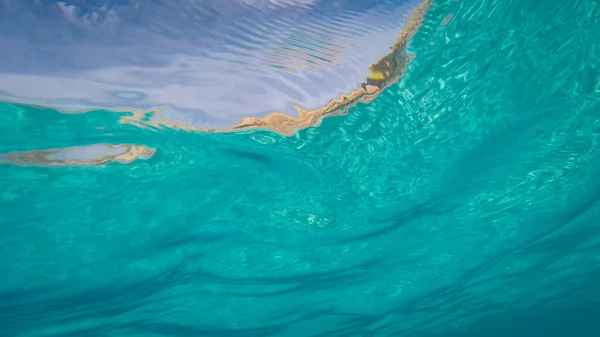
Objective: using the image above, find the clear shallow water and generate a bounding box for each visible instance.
[1,0,600,337]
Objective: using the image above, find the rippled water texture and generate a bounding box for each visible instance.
[0,0,426,132]
[2,0,600,336]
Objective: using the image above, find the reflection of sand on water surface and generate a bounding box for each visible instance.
[0,0,431,165]
[1,144,155,167]
[116,0,432,136]
[1,0,432,135]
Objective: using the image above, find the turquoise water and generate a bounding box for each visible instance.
[1,0,600,336]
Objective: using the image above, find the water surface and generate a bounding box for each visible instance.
[0,0,425,131]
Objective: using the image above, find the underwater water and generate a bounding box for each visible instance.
[1,0,600,336]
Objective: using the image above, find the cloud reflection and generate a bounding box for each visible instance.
[0,0,426,131]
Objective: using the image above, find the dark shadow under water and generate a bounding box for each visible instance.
[431,301,600,337]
